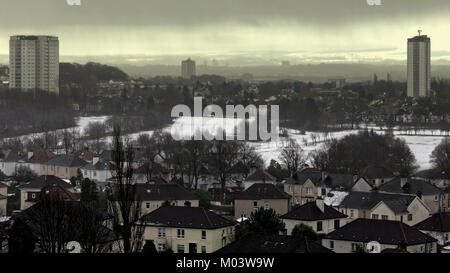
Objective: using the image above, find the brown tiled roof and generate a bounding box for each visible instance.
[245,169,276,182]
[236,183,290,200]
[134,183,198,201]
[22,175,73,190]
[27,148,55,164]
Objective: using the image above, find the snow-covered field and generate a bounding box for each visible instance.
[4,115,447,171]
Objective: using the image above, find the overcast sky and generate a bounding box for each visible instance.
[1,0,450,64]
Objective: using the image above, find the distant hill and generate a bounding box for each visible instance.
[60,62,129,85]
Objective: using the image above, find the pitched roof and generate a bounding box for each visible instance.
[236,183,291,200]
[245,170,276,182]
[27,148,55,164]
[359,165,395,179]
[135,183,198,201]
[140,206,235,229]
[46,154,88,167]
[75,149,94,162]
[0,149,23,162]
[40,184,80,201]
[229,161,250,174]
[285,168,323,186]
[340,191,417,214]
[414,212,450,232]
[324,219,437,245]
[81,158,113,171]
[282,201,348,221]
[134,162,168,174]
[379,177,443,196]
[216,233,333,253]
[323,173,357,191]
[22,175,73,190]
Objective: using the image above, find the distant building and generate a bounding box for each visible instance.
[407,31,431,98]
[414,212,450,246]
[181,58,196,79]
[9,35,59,94]
[328,78,346,89]
[0,182,7,216]
[281,60,290,67]
[387,73,392,82]
[234,183,291,220]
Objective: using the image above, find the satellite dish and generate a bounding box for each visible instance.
[367,241,381,253]
[67,241,82,253]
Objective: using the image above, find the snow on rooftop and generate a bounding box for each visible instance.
[325,191,349,207]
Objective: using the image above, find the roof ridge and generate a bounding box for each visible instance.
[398,221,408,245]
[202,207,214,228]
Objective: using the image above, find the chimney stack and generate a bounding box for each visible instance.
[316,197,325,213]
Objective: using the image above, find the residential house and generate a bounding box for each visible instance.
[243,169,277,190]
[0,182,7,216]
[428,169,450,190]
[322,173,373,193]
[234,183,291,220]
[282,198,348,235]
[216,233,333,253]
[140,206,235,253]
[283,168,323,205]
[41,154,88,179]
[135,183,200,215]
[414,212,450,246]
[378,177,449,214]
[80,157,113,182]
[338,191,430,226]
[322,219,437,253]
[359,164,396,187]
[20,175,76,210]
[134,162,169,184]
[0,149,22,176]
[26,148,56,175]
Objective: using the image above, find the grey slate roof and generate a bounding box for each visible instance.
[236,183,291,200]
[324,219,437,245]
[216,233,333,253]
[339,191,417,214]
[140,206,235,229]
[46,154,88,167]
[323,173,357,191]
[414,212,450,232]
[285,168,323,186]
[135,183,198,201]
[282,201,348,221]
[81,158,112,171]
[378,177,443,196]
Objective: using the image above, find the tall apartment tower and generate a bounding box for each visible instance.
[9,35,59,94]
[181,58,196,79]
[407,31,430,98]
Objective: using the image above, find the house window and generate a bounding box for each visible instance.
[177,245,185,253]
[93,171,96,176]
[445,234,448,241]
[201,246,207,253]
[146,202,150,209]
[317,221,323,232]
[351,243,360,252]
[372,214,379,220]
[157,244,165,252]
[66,168,68,174]
[334,220,340,229]
[158,228,165,238]
[350,210,354,218]
[288,185,293,193]
[329,241,334,249]
[253,201,258,209]
[264,201,270,209]
[408,214,413,221]
[177,229,185,238]
[306,187,312,194]
[202,230,206,240]
[321,188,326,196]
[362,211,367,218]
[381,215,388,220]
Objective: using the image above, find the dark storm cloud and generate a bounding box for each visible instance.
[1,0,449,28]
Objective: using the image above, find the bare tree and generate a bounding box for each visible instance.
[279,138,305,176]
[107,124,143,253]
[431,137,450,171]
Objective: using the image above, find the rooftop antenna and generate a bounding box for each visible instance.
[418,29,422,36]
